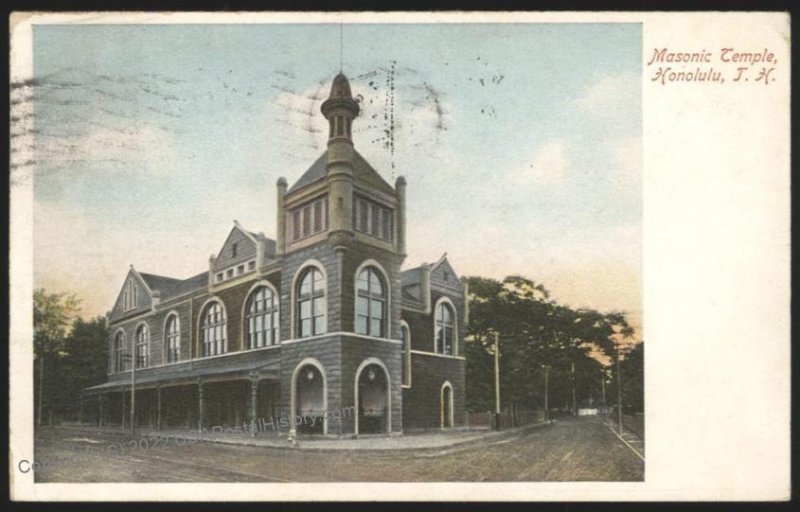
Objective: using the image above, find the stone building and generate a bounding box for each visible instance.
[83,73,467,437]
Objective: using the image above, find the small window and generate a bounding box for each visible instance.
[292,210,301,241]
[297,266,326,338]
[302,206,312,238]
[355,266,386,337]
[246,286,279,348]
[216,273,224,283]
[382,208,393,241]
[165,314,180,363]
[237,265,244,275]
[226,269,234,278]
[248,261,256,271]
[113,332,126,372]
[291,197,328,242]
[135,324,150,368]
[354,196,394,242]
[435,302,455,356]
[231,242,238,258]
[201,301,227,356]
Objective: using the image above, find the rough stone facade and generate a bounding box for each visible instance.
[86,72,467,437]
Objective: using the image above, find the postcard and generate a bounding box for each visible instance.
[8,11,790,501]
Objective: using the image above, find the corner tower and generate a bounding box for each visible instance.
[276,72,407,436]
[321,73,359,246]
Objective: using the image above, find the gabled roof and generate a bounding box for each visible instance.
[134,271,207,302]
[286,149,395,195]
[138,272,183,295]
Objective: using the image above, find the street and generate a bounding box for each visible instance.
[29,418,643,482]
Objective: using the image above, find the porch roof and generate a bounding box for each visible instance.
[83,358,280,393]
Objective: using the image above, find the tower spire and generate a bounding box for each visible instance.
[321,73,359,146]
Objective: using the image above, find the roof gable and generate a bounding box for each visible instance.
[109,267,153,320]
[213,223,259,272]
[430,254,461,288]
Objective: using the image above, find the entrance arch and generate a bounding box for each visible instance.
[290,358,327,435]
[441,381,454,428]
[354,358,391,435]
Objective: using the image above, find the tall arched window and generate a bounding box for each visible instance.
[356,267,386,337]
[297,267,325,338]
[435,302,455,356]
[165,314,180,363]
[114,331,125,372]
[201,301,227,356]
[401,323,411,386]
[246,286,279,348]
[135,324,150,368]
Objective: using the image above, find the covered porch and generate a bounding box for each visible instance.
[82,358,280,435]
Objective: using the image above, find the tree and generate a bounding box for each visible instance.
[33,289,81,426]
[617,341,644,414]
[52,317,109,420]
[464,274,641,421]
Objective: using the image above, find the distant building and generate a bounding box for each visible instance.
[83,73,467,436]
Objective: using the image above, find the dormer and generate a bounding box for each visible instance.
[210,221,276,286]
[109,266,154,320]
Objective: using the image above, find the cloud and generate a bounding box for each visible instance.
[608,136,642,196]
[572,71,640,120]
[512,140,570,186]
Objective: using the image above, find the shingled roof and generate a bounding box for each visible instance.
[287,149,395,195]
[137,271,208,302]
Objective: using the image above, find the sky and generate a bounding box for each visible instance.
[22,22,642,334]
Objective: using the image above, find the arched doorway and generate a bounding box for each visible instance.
[441,381,454,428]
[356,362,390,434]
[293,362,326,435]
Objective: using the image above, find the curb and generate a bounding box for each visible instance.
[46,421,553,454]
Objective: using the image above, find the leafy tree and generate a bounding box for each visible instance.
[464,275,642,420]
[51,317,109,420]
[33,289,81,426]
[616,341,644,413]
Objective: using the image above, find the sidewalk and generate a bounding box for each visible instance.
[51,421,551,453]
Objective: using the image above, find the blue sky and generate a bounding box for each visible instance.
[29,22,641,330]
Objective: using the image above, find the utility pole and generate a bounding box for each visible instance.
[601,371,606,406]
[571,361,577,416]
[493,332,501,430]
[125,350,137,436]
[616,352,623,435]
[37,352,44,428]
[543,365,550,422]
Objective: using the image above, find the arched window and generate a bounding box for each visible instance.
[435,302,455,356]
[401,323,411,386]
[355,266,386,337]
[113,331,125,372]
[165,314,180,363]
[297,267,326,338]
[246,286,279,348]
[135,324,150,368]
[201,301,227,356]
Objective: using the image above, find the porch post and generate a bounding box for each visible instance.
[78,394,84,424]
[121,390,127,428]
[250,379,258,437]
[197,381,205,433]
[156,386,162,431]
[99,393,104,427]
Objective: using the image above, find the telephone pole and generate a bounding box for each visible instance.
[616,353,623,435]
[493,331,501,429]
[571,361,577,416]
[542,364,550,422]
